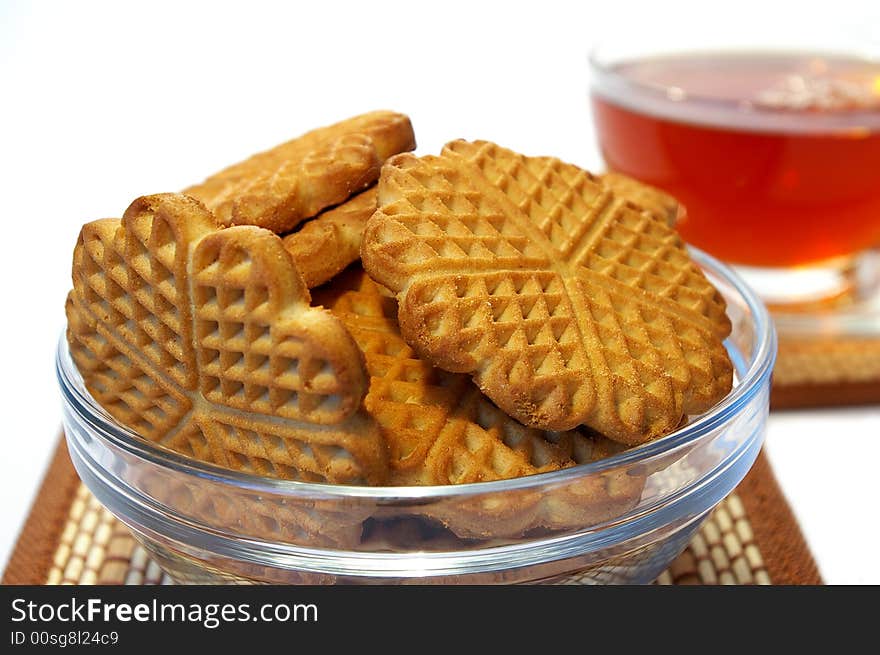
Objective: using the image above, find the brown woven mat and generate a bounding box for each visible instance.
[2,436,822,585]
[772,332,880,409]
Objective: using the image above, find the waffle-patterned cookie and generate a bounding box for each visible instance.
[313,266,608,485]
[362,140,733,444]
[185,111,415,233]
[601,172,679,226]
[282,187,377,288]
[67,193,387,484]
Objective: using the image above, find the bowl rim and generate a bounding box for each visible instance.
[57,246,777,500]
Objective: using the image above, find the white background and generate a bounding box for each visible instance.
[1,0,878,583]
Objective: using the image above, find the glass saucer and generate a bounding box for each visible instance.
[768,249,880,338]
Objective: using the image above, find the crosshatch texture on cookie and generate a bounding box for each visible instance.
[362,140,733,444]
[67,193,386,484]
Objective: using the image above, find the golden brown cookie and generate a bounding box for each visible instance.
[67,193,387,484]
[185,111,415,233]
[282,187,377,288]
[361,140,733,445]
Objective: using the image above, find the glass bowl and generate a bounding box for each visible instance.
[57,248,776,584]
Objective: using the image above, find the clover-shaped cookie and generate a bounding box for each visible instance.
[67,193,387,484]
[362,140,733,444]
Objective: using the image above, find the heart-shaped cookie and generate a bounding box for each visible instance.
[362,140,733,444]
[67,193,387,484]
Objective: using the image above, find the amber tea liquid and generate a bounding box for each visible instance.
[592,52,880,268]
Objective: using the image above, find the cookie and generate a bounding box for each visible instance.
[361,140,732,444]
[67,193,387,484]
[282,186,377,288]
[185,111,415,233]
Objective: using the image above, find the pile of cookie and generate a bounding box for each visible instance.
[66,111,733,490]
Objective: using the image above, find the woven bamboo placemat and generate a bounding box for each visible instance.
[2,437,821,585]
[772,333,880,409]
[770,275,880,409]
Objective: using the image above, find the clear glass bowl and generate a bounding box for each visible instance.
[57,249,776,584]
